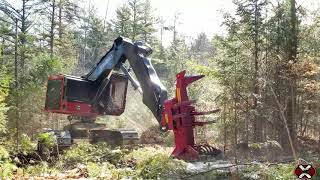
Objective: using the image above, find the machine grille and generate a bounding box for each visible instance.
[97,74,128,115]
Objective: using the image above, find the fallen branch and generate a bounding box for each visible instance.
[181,159,297,179]
[182,164,238,179]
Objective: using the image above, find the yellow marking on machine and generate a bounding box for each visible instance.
[165,113,169,124]
[176,88,181,102]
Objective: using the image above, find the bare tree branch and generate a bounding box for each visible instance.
[269,84,297,161]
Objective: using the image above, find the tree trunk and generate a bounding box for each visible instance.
[14,18,19,149]
[50,0,56,58]
[14,19,18,88]
[131,0,137,40]
[253,0,262,142]
[223,97,227,154]
[245,101,249,144]
[0,38,4,65]
[284,0,298,153]
[173,12,178,43]
[318,122,320,157]
[143,18,147,43]
[21,0,27,69]
[233,80,238,164]
[58,0,62,42]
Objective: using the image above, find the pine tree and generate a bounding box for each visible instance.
[190,32,215,64]
[77,7,111,73]
[112,4,132,38]
[128,0,144,40]
[141,0,157,44]
[232,0,267,142]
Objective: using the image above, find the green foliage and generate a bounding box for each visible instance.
[0,102,8,134]
[249,143,261,150]
[187,170,231,180]
[221,164,298,180]
[62,143,122,166]
[112,4,132,38]
[124,146,169,163]
[112,0,156,42]
[128,0,144,40]
[0,145,16,179]
[122,146,187,178]
[0,162,16,179]
[211,0,301,148]
[0,61,10,134]
[137,154,186,179]
[75,8,111,72]
[62,143,97,165]
[61,145,187,179]
[235,165,260,180]
[5,52,73,137]
[186,60,217,78]
[190,32,215,63]
[29,53,64,84]
[24,162,59,176]
[37,132,56,148]
[87,162,116,179]
[112,167,137,179]
[164,132,174,147]
[0,146,10,163]
[20,134,36,155]
[1,138,16,155]
[261,163,296,180]
[140,0,157,44]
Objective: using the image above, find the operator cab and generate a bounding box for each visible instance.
[44,73,128,117]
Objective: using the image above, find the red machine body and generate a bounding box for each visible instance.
[44,73,128,118]
[45,75,97,117]
[161,70,220,160]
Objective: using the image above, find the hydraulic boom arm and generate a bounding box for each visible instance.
[83,37,167,123]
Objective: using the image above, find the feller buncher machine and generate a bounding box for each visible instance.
[44,37,221,160]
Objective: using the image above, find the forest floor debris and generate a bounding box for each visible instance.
[1,140,320,179]
[186,160,234,173]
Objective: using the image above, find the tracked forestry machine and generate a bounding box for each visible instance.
[44,37,221,160]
